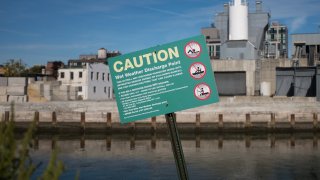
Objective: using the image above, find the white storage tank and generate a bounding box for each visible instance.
[98,48,107,59]
[229,0,248,40]
[260,81,271,96]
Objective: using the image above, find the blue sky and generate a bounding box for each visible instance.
[0,0,319,66]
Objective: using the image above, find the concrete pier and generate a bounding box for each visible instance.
[1,96,319,132]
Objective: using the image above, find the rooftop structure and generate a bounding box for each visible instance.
[79,48,121,61]
[291,33,320,66]
[214,0,270,60]
[44,61,65,79]
[264,22,288,59]
[201,26,221,59]
[70,48,121,68]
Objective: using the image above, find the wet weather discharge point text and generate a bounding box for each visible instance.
[109,35,219,180]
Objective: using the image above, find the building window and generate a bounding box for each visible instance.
[60,72,65,78]
[208,45,214,57]
[104,87,106,93]
[216,45,220,58]
[79,72,82,78]
[279,28,286,34]
[93,86,96,93]
[102,73,105,81]
[108,73,110,81]
[70,72,74,80]
[91,72,93,80]
[96,72,99,80]
[78,86,82,92]
[271,34,275,41]
[269,28,276,34]
[108,87,111,98]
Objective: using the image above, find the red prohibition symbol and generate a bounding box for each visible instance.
[194,83,211,100]
[184,41,202,59]
[189,62,206,79]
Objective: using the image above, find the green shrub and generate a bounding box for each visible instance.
[0,102,64,180]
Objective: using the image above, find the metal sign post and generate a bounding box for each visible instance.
[165,113,189,180]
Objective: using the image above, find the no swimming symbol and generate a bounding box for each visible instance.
[184,41,202,58]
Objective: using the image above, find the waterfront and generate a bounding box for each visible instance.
[30,133,320,180]
[1,97,319,133]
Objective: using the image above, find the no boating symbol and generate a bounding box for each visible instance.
[194,83,211,100]
[184,41,201,58]
[189,62,206,79]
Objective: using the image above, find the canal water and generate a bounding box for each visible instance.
[30,133,320,180]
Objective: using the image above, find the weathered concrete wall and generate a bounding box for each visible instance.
[27,80,78,102]
[0,95,7,102]
[0,87,7,95]
[0,77,8,86]
[6,86,26,96]
[1,97,319,131]
[43,84,52,101]
[8,95,28,103]
[28,83,47,102]
[260,59,279,95]
[260,58,309,95]
[212,59,310,96]
[212,60,256,96]
[7,77,27,86]
[0,77,28,103]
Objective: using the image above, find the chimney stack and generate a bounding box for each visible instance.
[256,1,262,12]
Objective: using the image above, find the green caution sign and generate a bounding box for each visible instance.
[109,35,219,123]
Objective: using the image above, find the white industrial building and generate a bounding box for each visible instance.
[58,63,113,100]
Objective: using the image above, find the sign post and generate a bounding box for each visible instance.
[108,35,219,179]
[165,113,189,180]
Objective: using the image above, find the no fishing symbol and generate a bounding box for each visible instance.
[189,62,206,79]
[194,83,211,100]
[184,41,202,58]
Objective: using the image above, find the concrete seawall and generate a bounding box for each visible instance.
[1,96,319,133]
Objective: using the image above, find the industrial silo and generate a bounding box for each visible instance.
[229,0,248,41]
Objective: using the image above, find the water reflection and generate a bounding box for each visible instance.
[106,135,111,151]
[130,135,135,150]
[30,133,320,180]
[30,134,320,150]
[30,133,319,152]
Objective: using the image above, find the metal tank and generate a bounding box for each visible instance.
[229,0,248,40]
[98,48,107,59]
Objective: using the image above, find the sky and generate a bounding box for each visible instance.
[0,0,319,66]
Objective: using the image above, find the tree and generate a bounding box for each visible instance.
[27,65,45,75]
[3,59,28,77]
[0,102,64,179]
